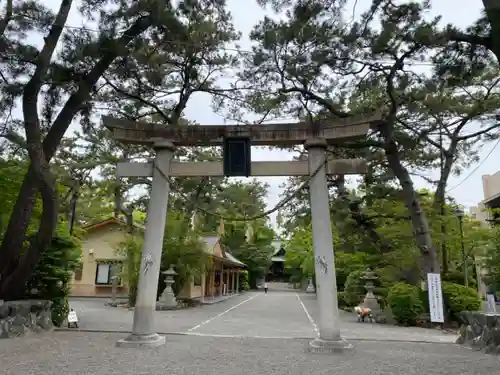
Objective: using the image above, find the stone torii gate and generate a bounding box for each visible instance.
[102,113,380,352]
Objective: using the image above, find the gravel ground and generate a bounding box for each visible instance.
[0,331,498,375]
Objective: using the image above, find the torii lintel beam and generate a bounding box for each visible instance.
[102,113,381,147]
[116,159,368,178]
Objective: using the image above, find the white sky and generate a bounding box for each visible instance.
[38,0,498,228]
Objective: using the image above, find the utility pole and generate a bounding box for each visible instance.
[455,207,468,287]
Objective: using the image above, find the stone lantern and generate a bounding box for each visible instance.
[156,266,178,310]
[361,268,381,316]
[306,275,315,293]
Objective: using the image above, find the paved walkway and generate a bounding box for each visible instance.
[68,292,458,343]
[186,292,315,338]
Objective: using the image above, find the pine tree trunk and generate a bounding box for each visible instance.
[0,14,154,297]
[483,0,500,60]
[383,135,440,275]
[0,0,72,299]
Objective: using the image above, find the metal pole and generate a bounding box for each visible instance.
[459,216,468,287]
[69,191,78,236]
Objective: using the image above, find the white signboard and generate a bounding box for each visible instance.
[427,273,444,323]
[68,310,78,323]
[486,294,497,313]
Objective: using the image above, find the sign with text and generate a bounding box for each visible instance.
[427,273,444,323]
[486,294,497,313]
[67,310,78,323]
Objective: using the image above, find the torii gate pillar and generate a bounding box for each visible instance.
[305,138,352,353]
[116,140,175,348]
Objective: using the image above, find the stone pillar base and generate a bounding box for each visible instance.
[155,302,178,311]
[308,337,354,354]
[116,333,166,348]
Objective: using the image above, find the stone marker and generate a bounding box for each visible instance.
[108,275,120,307]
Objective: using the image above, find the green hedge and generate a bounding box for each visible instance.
[442,282,482,320]
[442,271,476,290]
[387,283,424,326]
[240,270,250,291]
[25,233,81,326]
[337,291,347,308]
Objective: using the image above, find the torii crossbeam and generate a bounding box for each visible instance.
[102,112,381,146]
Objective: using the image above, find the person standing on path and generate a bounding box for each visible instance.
[264,282,268,294]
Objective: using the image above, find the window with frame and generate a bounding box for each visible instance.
[95,263,112,285]
[193,273,202,286]
[95,263,122,285]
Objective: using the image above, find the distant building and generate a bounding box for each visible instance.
[70,217,245,300]
[469,172,500,299]
[470,172,500,225]
[267,240,289,282]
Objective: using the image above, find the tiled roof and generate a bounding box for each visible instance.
[271,240,284,255]
[200,235,246,267]
[83,217,144,232]
[202,236,219,252]
[225,251,246,267]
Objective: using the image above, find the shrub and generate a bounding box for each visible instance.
[337,291,347,308]
[443,271,476,289]
[343,270,366,306]
[240,270,250,291]
[117,235,142,307]
[335,251,372,291]
[289,272,302,286]
[418,287,429,313]
[442,282,482,320]
[387,283,424,326]
[25,233,81,326]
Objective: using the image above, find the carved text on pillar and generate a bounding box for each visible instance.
[143,253,154,275]
[316,256,328,276]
